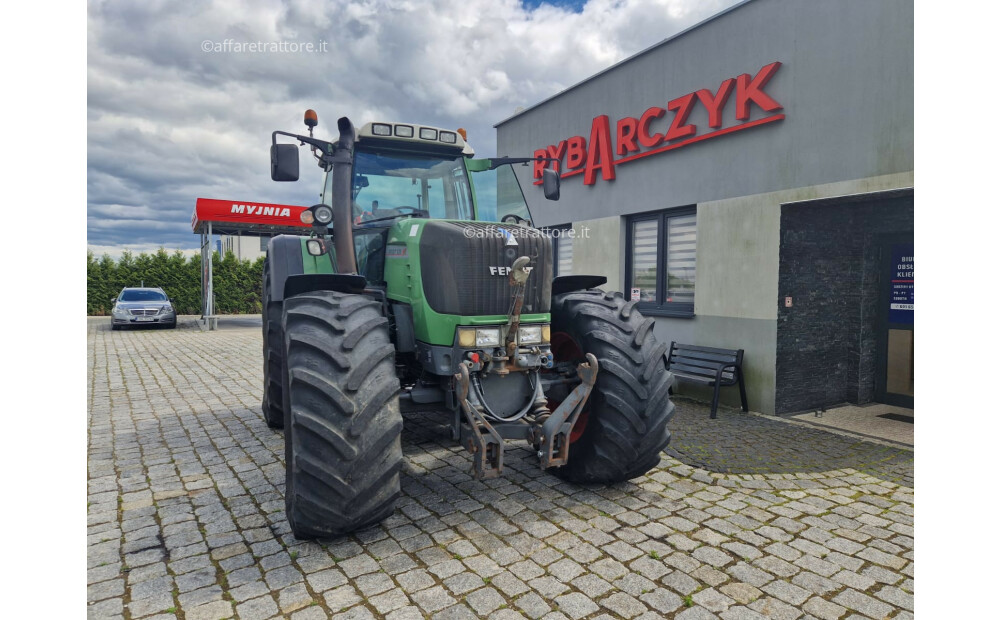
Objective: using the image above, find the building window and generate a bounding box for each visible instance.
[625,207,696,317]
[552,225,573,276]
[260,236,270,252]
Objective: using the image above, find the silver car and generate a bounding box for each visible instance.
[111,287,177,330]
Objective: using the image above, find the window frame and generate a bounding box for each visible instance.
[624,206,697,318]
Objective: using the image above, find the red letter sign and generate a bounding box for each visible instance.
[566,136,586,169]
[736,61,783,121]
[533,149,548,179]
[638,106,666,148]
[616,117,639,155]
[584,115,616,185]
[695,77,735,128]
[664,93,697,142]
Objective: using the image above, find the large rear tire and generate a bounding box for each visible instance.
[261,259,284,429]
[549,289,675,483]
[281,291,403,538]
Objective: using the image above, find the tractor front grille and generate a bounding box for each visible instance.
[419,221,552,317]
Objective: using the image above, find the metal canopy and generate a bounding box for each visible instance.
[192,197,311,329]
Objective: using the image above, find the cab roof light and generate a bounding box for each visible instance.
[394,124,414,137]
[419,127,438,140]
[457,128,467,140]
[439,131,457,144]
[372,123,392,136]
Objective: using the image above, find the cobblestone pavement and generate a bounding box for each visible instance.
[88,319,914,620]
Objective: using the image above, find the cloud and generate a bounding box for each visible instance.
[88,0,739,251]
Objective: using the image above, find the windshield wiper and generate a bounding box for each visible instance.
[355,210,430,226]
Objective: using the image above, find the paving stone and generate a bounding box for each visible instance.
[692,587,735,612]
[661,570,701,595]
[748,596,802,620]
[515,592,551,619]
[874,585,913,610]
[324,585,362,611]
[279,582,317,614]
[185,600,234,620]
[803,596,847,620]
[719,582,763,605]
[370,587,410,615]
[675,607,721,619]
[465,587,506,615]
[600,592,647,618]
[411,586,457,613]
[761,580,811,606]
[832,589,894,619]
[85,320,915,620]
[235,595,279,620]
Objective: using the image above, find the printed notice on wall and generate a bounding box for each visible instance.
[889,244,914,324]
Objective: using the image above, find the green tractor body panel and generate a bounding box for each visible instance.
[382,217,549,346]
[299,237,336,274]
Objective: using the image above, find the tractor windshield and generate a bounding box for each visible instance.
[347,149,474,222]
[469,163,534,225]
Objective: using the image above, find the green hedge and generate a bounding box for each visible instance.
[87,249,264,315]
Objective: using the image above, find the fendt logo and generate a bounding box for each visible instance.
[490,266,533,276]
[230,204,293,217]
[532,61,785,186]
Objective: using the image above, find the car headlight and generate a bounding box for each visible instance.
[160,305,175,315]
[518,326,543,345]
[113,306,129,317]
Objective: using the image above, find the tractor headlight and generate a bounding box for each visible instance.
[476,328,501,347]
[313,205,333,224]
[518,326,542,345]
[457,327,501,348]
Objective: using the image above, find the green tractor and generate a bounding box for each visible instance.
[262,110,675,539]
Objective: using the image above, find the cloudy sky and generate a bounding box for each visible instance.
[87,0,740,257]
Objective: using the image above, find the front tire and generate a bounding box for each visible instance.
[281,291,403,538]
[548,289,675,483]
[261,259,284,429]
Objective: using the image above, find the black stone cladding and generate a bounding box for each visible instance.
[419,221,553,316]
[775,196,913,414]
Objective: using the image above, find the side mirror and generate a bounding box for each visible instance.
[110,297,117,304]
[270,144,300,182]
[542,168,560,201]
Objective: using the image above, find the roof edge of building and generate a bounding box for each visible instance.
[494,0,758,128]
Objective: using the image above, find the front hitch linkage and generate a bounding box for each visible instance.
[454,354,599,479]
[454,364,505,479]
[537,353,598,469]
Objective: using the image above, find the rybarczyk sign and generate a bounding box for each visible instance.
[532,61,785,186]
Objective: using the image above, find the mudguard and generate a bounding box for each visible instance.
[284,274,367,299]
[552,275,608,296]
